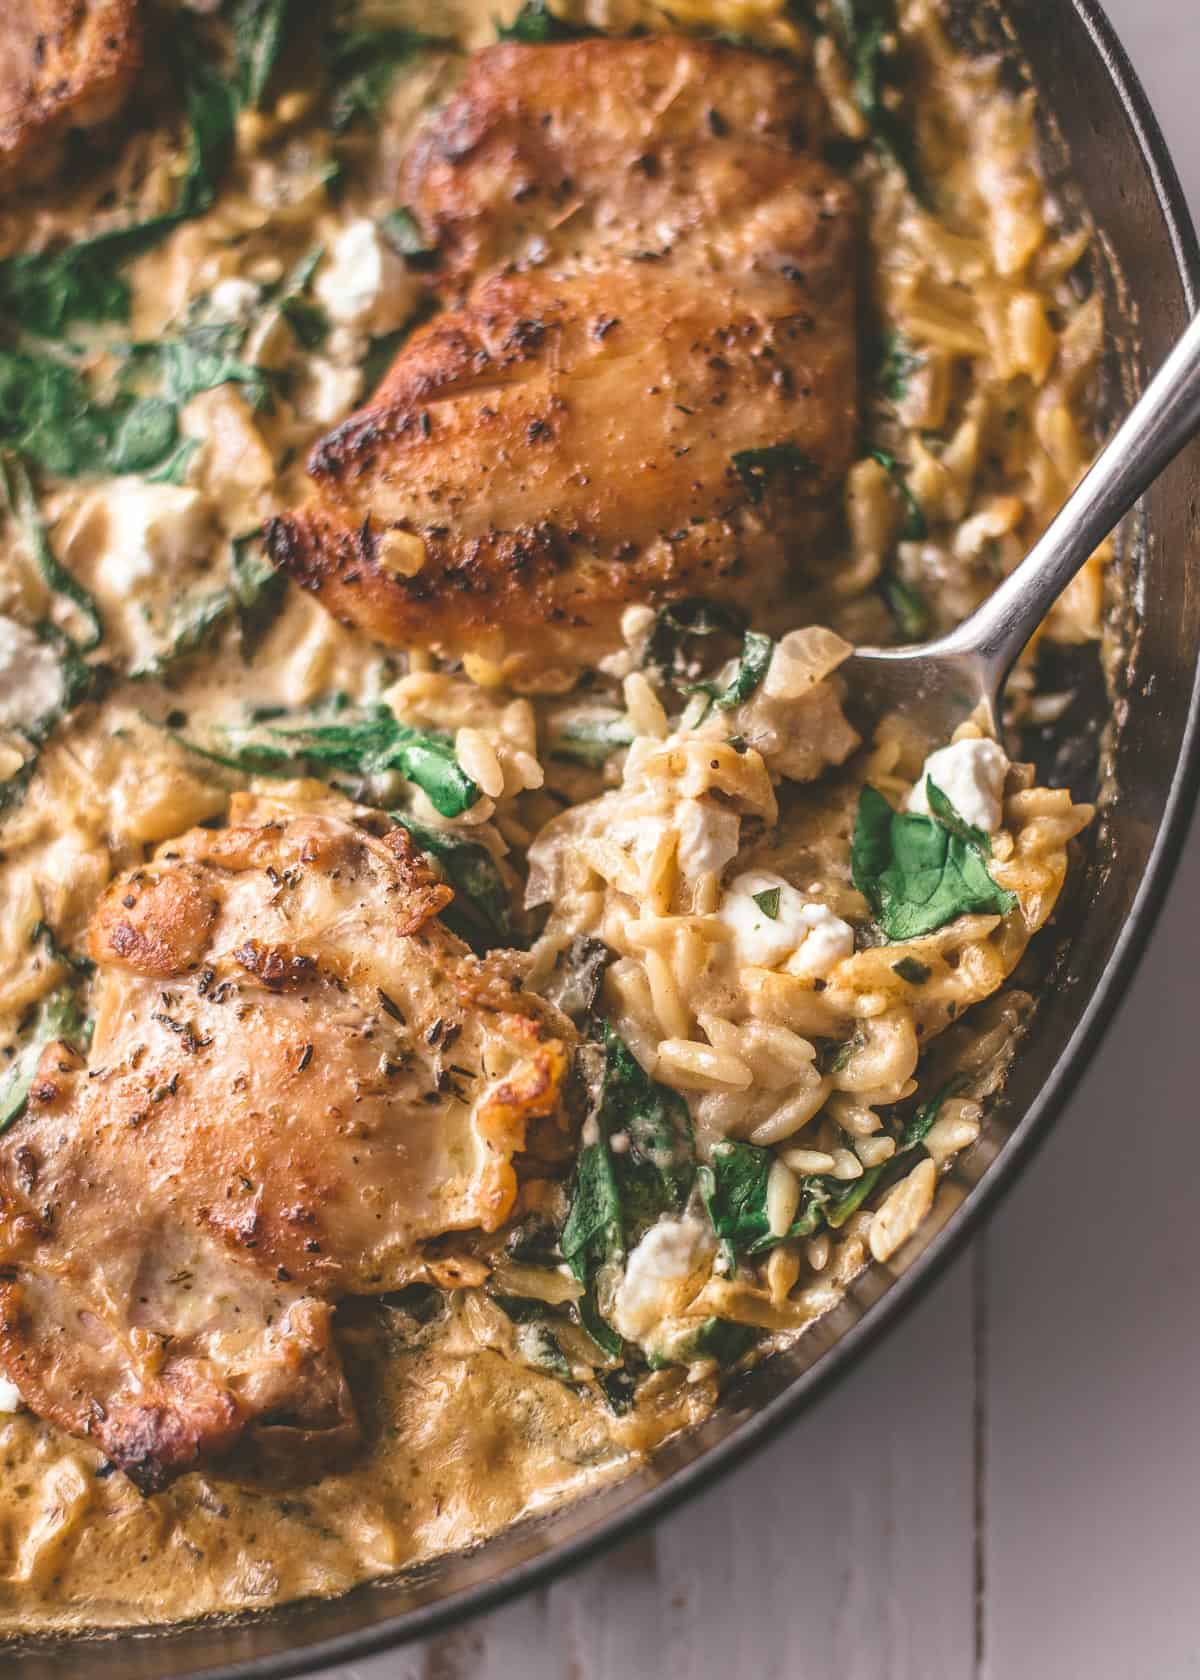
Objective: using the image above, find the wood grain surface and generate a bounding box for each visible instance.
[327,6,1200,1674]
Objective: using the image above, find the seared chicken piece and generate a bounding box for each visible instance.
[268,38,857,681]
[0,0,143,192]
[0,792,571,1491]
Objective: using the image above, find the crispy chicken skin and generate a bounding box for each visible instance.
[0,792,572,1491]
[267,38,857,681]
[0,0,143,192]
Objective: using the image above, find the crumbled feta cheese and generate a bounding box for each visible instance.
[314,218,420,335]
[206,277,261,324]
[610,798,739,883]
[97,480,214,597]
[612,1216,714,1342]
[0,617,63,735]
[298,357,365,426]
[674,799,740,880]
[784,900,857,979]
[906,737,1009,833]
[720,870,854,976]
[0,1375,20,1412]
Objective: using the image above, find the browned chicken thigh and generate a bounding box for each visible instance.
[0,792,572,1490]
[267,37,857,681]
[0,0,143,191]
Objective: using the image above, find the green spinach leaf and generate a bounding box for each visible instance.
[730,442,816,505]
[0,44,235,338]
[698,1139,830,1264]
[0,454,103,651]
[391,816,515,951]
[0,988,91,1135]
[850,781,1015,941]
[328,28,445,132]
[870,447,927,540]
[882,573,929,641]
[548,709,636,765]
[231,0,296,109]
[681,628,774,710]
[496,1,598,42]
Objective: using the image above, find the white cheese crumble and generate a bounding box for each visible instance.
[314,218,420,335]
[206,277,261,324]
[906,738,1009,834]
[610,798,738,883]
[96,480,214,597]
[612,1215,714,1343]
[0,617,64,736]
[297,358,365,426]
[719,870,854,976]
[674,799,740,880]
[0,1375,20,1413]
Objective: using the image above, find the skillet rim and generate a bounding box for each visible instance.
[12,1,1200,1670]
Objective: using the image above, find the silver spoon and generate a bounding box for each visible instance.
[841,311,1200,738]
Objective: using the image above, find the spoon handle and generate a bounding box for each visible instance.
[943,309,1200,690]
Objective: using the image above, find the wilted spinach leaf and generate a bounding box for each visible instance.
[870,447,927,540]
[496,1,598,42]
[180,701,480,817]
[0,454,103,651]
[0,42,235,337]
[730,442,816,505]
[0,988,91,1134]
[850,781,1015,940]
[230,0,296,109]
[682,628,774,711]
[882,574,929,641]
[391,816,515,951]
[327,27,445,132]
[698,1139,830,1266]
[548,709,635,765]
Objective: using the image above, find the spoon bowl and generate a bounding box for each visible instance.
[845,309,1200,739]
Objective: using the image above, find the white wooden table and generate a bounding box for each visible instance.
[329,7,1200,1674]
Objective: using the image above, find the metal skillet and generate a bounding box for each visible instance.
[9,0,1200,1673]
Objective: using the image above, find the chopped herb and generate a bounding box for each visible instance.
[882,574,929,641]
[361,326,417,395]
[830,0,923,196]
[870,448,927,540]
[730,442,817,505]
[496,1,598,42]
[891,955,930,984]
[31,920,95,977]
[645,596,744,682]
[850,781,1016,941]
[752,887,782,920]
[0,988,90,1135]
[877,331,922,404]
[391,815,515,951]
[230,529,287,660]
[649,1316,759,1370]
